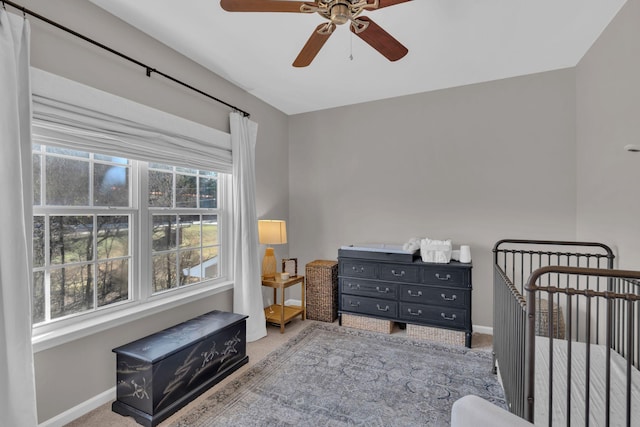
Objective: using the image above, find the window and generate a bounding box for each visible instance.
[29,69,234,340]
[148,164,221,292]
[32,145,224,326]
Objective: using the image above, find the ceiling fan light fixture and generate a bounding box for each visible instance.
[330,3,350,25]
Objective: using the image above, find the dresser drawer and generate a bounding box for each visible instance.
[399,302,468,329]
[422,266,468,288]
[341,295,397,319]
[378,264,420,283]
[339,278,398,300]
[340,260,377,279]
[399,284,469,308]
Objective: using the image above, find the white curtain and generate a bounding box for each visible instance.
[230,112,266,342]
[0,10,38,427]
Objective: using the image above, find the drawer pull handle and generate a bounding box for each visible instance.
[376,286,390,294]
[352,266,365,273]
[348,283,361,290]
[408,308,423,316]
[440,293,457,301]
[376,304,390,312]
[435,273,451,281]
[348,301,360,307]
[441,313,457,321]
[407,290,423,297]
[391,270,405,277]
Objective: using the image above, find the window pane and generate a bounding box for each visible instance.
[179,215,200,249]
[33,271,45,324]
[50,216,94,264]
[46,156,89,205]
[50,265,94,319]
[97,216,129,260]
[94,164,129,207]
[152,215,177,251]
[46,146,89,158]
[179,249,202,285]
[176,166,197,174]
[199,177,217,208]
[176,174,197,208]
[149,170,173,207]
[97,259,129,307]
[94,154,128,163]
[202,215,218,246]
[202,247,220,279]
[153,253,177,292]
[33,153,41,206]
[33,216,45,268]
[149,163,172,171]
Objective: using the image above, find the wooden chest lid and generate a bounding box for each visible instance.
[112,310,247,363]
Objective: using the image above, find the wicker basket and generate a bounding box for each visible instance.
[342,314,393,334]
[305,260,338,322]
[535,299,566,339]
[406,324,466,346]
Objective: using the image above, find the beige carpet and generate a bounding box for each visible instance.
[65,320,492,426]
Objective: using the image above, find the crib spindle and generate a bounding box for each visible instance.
[626,299,634,427]
[566,295,573,427]
[585,295,592,427]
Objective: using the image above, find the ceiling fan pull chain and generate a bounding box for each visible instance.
[349,30,354,61]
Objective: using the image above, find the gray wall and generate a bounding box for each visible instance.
[19,0,289,423]
[576,0,640,269]
[288,69,578,328]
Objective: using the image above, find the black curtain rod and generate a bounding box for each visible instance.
[2,0,251,118]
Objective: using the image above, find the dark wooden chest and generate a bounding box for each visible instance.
[112,310,248,426]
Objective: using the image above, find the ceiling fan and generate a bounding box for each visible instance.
[219,0,412,67]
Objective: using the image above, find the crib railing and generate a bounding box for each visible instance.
[524,267,640,426]
[492,240,614,419]
[493,239,614,294]
[493,263,527,416]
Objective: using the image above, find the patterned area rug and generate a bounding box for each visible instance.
[171,323,506,426]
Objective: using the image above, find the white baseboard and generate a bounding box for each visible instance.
[473,325,493,335]
[39,387,116,427]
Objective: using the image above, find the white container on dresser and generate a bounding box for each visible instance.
[338,249,473,347]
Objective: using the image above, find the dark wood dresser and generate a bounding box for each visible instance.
[338,249,473,347]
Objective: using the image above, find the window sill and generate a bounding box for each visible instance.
[32,281,234,353]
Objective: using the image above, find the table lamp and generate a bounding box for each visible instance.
[258,220,287,280]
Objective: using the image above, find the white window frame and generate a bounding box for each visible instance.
[30,69,235,353]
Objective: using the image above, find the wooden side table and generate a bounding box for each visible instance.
[262,275,305,333]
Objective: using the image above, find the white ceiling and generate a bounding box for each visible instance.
[89,0,627,115]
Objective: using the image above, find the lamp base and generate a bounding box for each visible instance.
[262,247,276,280]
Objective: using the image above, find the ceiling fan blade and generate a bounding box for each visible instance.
[220,0,314,13]
[351,16,407,62]
[293,23,335,67]
[376,0,413,9]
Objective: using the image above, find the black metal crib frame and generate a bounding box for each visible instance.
[492,239,640,425]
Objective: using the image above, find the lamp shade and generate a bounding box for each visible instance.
[258,220,287,245]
